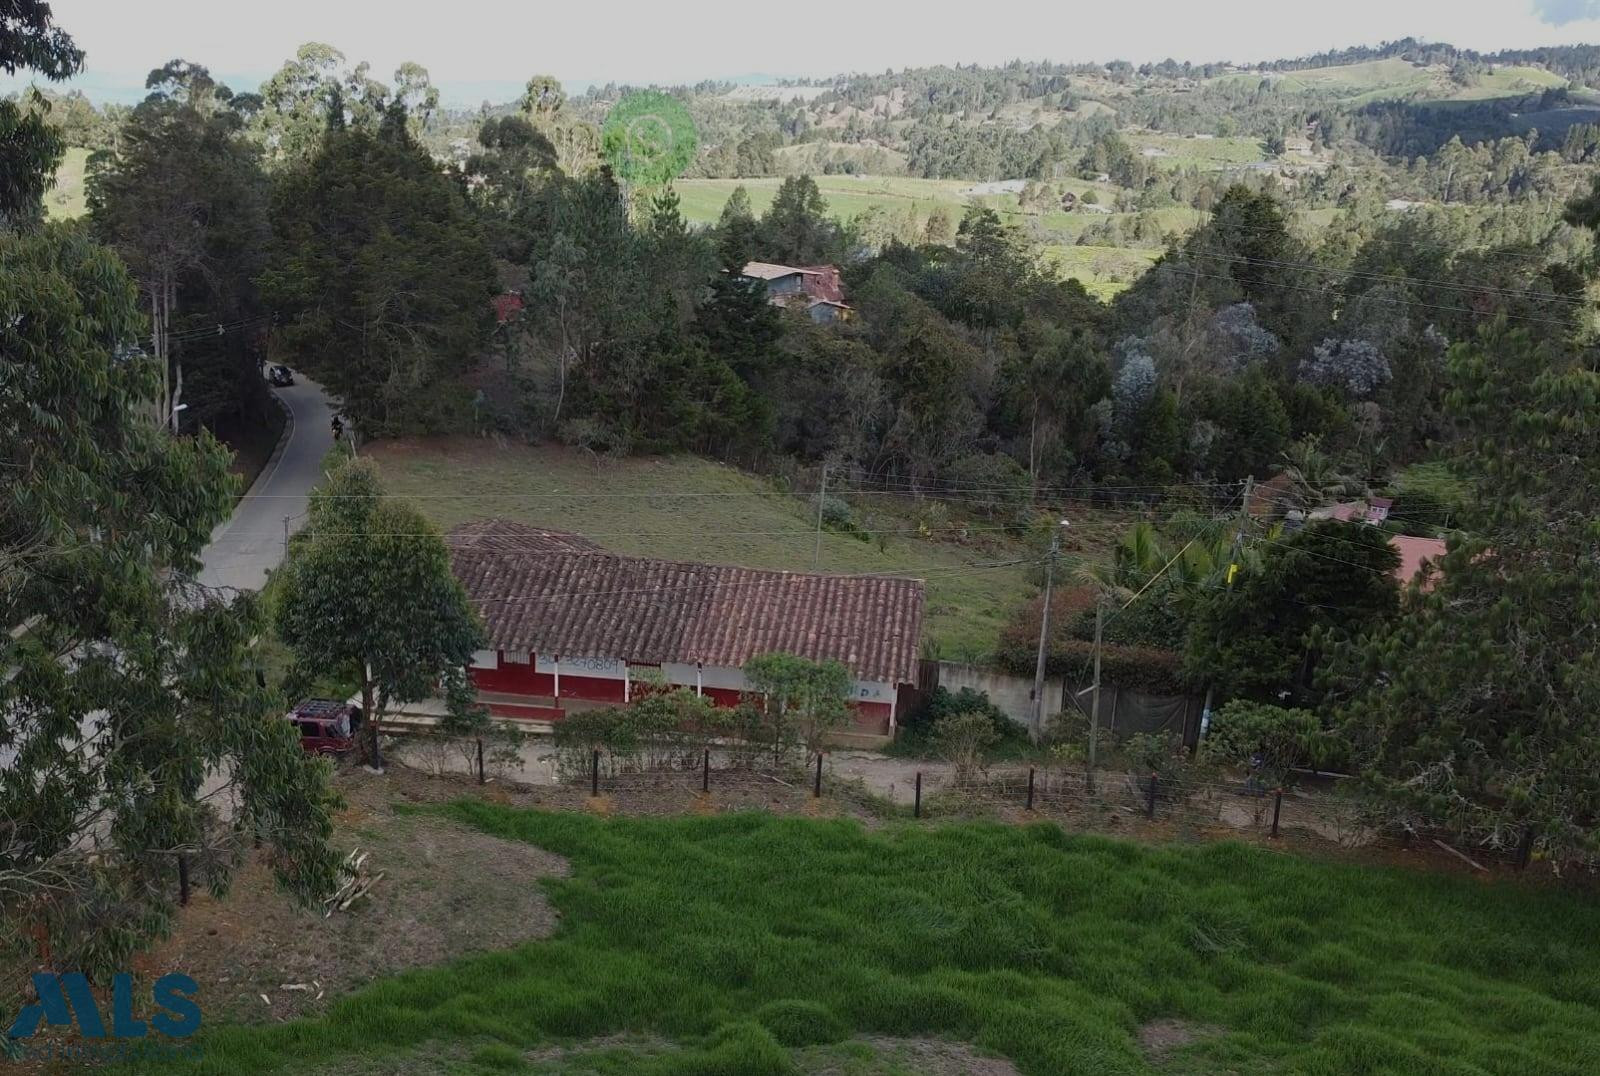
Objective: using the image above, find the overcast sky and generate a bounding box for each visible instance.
[11,0,1600,105]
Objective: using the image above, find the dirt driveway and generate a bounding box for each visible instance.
[145,767,568,1025]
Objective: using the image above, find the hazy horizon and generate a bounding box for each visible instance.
[6,0,1600,107]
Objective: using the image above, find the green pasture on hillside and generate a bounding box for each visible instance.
[184,807,1600,1075]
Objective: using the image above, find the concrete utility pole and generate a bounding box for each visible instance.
[1197,474,1254,745]
[812,464,828,572]
[1030,520,1069,744]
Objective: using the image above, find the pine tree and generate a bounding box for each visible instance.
[262,105,495,433]
[1330,325,1600,859]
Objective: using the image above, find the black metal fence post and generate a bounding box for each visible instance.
[1146,773,1158,818]
[1516,828,1535,871]
[813,753,823,798]
[914,771,922,819]
[1271,787,1284,838]
[591,749,600,797]
[702,748,710,794]
[476,738,485,784]
[178,855,190,907]
[1026,767,1035,811]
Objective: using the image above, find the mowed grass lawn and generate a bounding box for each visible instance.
[367,439,1033,660]
[188,807,1600,1075]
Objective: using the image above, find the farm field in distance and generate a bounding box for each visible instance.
[365,438,1042,661]
[183,803,1600,1075]
[45,145,90,221]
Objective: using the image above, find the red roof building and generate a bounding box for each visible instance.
[740,261,852,323]
[491,291,525,325]
[1390,535,1447,589]
[449,521,924,736]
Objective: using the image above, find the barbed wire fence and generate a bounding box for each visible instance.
[378,730,1570,877]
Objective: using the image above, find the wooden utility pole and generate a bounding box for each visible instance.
[812,464,828,571]
[1030,521,1066,744]
[1087,596,1104,784]
[1197,474,1254,745]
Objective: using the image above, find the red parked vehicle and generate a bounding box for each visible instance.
[286,699,363,756]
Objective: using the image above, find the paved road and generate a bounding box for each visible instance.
[197,373,336,593]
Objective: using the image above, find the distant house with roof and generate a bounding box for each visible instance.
[1306,498,1392,525]
[740,261,852,323]
[491,291,525,324]
[1284,500,1447,588]
[1390,535,1447,588]
[447,520,924,739]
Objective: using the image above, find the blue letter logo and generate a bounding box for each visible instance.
[6,972,201,1041]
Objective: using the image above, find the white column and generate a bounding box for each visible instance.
[553,656,560,699]
[696,662,703,697]
[623,662,631,703]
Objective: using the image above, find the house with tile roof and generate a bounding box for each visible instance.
[447,520,924,738]
[740,261,852,324]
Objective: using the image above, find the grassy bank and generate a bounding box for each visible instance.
[185,807,1600,1074]
[366,439,1034,661]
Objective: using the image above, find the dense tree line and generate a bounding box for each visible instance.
[3,9,340,985]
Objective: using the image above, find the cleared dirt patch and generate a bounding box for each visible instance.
[144,766,568,1024]
[798,1035,1024,1074]
[514,1032,1021,1074]
[1138,1018,1222,1065]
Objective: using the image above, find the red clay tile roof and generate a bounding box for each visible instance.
[448,521,924,684]
[449,518,600,555]
[492,292,525,324]
[797,265,845,304]
[1389,535,1447,588]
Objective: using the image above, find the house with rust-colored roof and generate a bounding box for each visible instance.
[740,261,852,324]
[448,521,924,738]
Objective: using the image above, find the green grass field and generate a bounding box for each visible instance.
[1206,59,1565,107]
[367,439,1034,662]
[1123,134,1268,170]
[1394,459,1472,506]
[1448,65,1567,101]
[1043,245,1163,300]
[676,175,1165,296]
[45,145,89,221]
[1207,59,1434,100]
[183,806,1600,1074]
[676,175,978,229]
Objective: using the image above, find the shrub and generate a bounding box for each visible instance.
[551,689,736,779]
[942,452,1031,518]
[1201,700,1321,787]
[931,711,1002,782]
[1122,730,1191,787]
[816,492,853,530]
[901,686,1021,745]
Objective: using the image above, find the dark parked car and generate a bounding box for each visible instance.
[267,364,294,387]
[286,699,363,756]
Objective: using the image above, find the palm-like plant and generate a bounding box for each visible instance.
[1278,435,1367,511]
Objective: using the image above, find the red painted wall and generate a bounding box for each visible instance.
[472,662,553,697]
[469,653,896,733]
